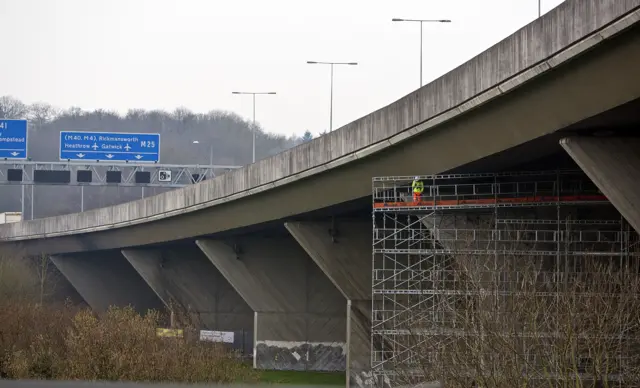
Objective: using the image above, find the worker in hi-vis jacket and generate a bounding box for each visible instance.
[412,176,424,202]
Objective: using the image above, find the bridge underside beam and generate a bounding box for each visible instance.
[196,237,346,372]
[121,245,253,333]
[50,251,163,315]
[285,221,372,388]
[560,136,640,233]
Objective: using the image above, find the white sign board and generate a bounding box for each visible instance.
[199,330,234,343]
[158,170,172,182]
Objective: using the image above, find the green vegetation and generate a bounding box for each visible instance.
[257,369,345,385]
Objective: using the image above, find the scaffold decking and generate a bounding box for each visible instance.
[372,170,609,211]
[370,170,640,386]
[373,194,608,209]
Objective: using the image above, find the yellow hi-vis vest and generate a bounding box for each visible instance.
[412,180,424,194]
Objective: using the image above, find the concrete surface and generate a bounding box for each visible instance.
[284,221,372,388]
[196,237,347,372]
[121,245,253,331]
[560,136,640,233]
[50,251,164,314]
[1,0,639,256]
[422,210,560,251]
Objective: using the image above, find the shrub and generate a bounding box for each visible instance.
[0,303,257,382]
[0,256,257,383]
[0,301,75,379]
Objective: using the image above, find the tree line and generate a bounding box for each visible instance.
[0,96,314,219]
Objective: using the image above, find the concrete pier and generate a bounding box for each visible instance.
[121,244,253,331]
[285,221,373,388]
[196,236,346,372]
[561,136,640,233]
[50,251,163,314]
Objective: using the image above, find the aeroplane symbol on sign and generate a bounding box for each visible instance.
[92,143,99,150]
[124,144,132,151]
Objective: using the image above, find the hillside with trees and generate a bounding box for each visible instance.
[0,95,308,219]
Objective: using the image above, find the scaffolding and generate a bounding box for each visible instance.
[371,170,640,385]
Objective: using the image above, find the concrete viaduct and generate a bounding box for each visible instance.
[1,1,640,387]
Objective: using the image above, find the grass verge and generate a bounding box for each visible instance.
[257,370,346,385]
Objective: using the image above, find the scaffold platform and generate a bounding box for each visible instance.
[373,194,609,209]
[370,169,640,385]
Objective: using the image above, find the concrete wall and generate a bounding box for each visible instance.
[1,0,637,245]
[51,251,164,314]
[285,221,373,388]
[196,237,347,372]
[561,136,640,233]
[121,244,253,331]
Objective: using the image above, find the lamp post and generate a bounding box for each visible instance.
[232,91,276,163]
[392,18,451,88]
[192,140,213,165]
[306,61,358,132]
[538,0,542,17]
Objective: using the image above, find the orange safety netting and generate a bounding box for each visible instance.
[373,194,608,208]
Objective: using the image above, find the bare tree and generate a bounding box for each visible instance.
[65,106,84,117]
[92,108,110,120]
[125,108,147,121]
[172,107,196,134]
[28,102,59,127]
[391,248,640,388]
[0,96,28,119]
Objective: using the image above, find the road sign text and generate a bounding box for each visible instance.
[0,119,28,159]
[59,131,161,162]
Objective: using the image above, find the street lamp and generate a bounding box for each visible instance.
[392,18,451,88]
[192,140,213,165]
[232,91,277,164]
[538,0,542,17]
[307,61,358,132]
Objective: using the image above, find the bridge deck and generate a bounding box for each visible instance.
[1,0,638,252]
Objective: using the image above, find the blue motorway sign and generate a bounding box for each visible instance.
[0,119,28,159]
[60,131,160,162]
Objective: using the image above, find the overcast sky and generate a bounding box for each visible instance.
[1,0,564,138]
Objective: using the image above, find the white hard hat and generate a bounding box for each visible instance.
[414,176,419,180]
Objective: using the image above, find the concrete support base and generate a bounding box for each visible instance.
[51,251,163,314]
[285,221,373,388]
[121,244,253,332]
[196,237,346,372]
[560,136,640,233]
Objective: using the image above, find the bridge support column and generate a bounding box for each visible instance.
[560,136,640,233]
[285,221,372,388]
[50,251,163,314]
[121,245,253,334]
[196,237,346,372]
